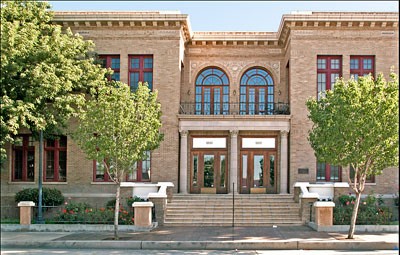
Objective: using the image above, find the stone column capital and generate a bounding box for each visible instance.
[230,130,239,137]
[280,130,289,137]
[180,130,189,137]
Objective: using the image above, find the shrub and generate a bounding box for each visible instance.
[334,193,394,225]
[15,187,64,206]
[51,201,134,225]
[126,196,146,207]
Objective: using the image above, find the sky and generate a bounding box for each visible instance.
[48,1,399,32]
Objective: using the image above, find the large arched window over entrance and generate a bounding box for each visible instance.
[195,67,229,115]
[240,68,274,115]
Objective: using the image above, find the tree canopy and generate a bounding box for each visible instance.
[73,82,163,239]
[1,0,108,163]
[306,72,398,238]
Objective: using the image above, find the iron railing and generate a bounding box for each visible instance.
[179,102,290,115]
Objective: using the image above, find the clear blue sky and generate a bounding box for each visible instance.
[48,1,399,32]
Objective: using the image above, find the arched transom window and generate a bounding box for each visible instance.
[195,67,229,115]
[240,68,274,115]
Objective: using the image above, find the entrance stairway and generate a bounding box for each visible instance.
[164,194,303,226]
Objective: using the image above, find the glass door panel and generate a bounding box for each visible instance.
[203,155,214,188]
[240,154,249,193]
[204,88,211,115]
[213,88,221,115]
[249,88,255,115]
[216,154,227,193]
[253,155,264,187]
[267,153,276,193]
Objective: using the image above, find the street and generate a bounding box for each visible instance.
[1,249,399,255]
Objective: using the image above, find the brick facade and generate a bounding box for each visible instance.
[1,11,398,207]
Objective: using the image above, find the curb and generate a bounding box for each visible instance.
[2,240,399,250]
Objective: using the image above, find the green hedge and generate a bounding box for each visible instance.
[15,187,65,206]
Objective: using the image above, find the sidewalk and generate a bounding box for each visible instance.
[1,226,399,250]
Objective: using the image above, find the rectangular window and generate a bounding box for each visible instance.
[99,55,120,81]
[44,136,67,182]
[350,56,375,80]
[317,56,342,100]
[128,55,153,91]
[94,151,151,182]
[12,135,35,182]
[316,162,341,182]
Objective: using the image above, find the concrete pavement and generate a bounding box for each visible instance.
[1,226,399,250]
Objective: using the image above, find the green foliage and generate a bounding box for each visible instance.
[15,187,64,206]
[307,72,398,238]
[334,194,394,225]
[1,0,109,163]
[52,201,134,225]
[306,73,398,183]
[126,196,146,207]
[73,82,163,183]
[73,81,162,238]
[394,193,399,206]
[338,194,356,206]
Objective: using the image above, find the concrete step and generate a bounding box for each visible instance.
[164,194,302,227]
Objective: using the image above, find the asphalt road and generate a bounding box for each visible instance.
[1,249,399,255]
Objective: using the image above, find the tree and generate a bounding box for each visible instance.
[1,0,108,163]
[73,82,163,239]
[306,73,398,239]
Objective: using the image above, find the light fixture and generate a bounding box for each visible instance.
[233,90,236,96]
[187,90,191,95]
[278,90,281,95]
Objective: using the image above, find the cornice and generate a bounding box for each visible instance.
[53,11,193,41]
[277,11,399,46]
[52,11,398,47]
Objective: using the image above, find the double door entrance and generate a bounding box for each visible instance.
[240,150,276,194]
[190,151,228,194]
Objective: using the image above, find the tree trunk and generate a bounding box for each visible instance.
[347,192,362,239]
[113,184,121,240]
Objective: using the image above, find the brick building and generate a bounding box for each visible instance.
[1,11,399,207]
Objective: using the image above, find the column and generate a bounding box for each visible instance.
[179,130,188,194]
[280,130,288,194]
[230,130,239,194]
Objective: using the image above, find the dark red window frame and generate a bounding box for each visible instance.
[12,135,35,182]
[93,152,151,182]
[99,55,120,81]
[44,136,67,182]
[128,55,153,91]
[317,162,342,182]
[317,55,342,99]
[350,55,375,79]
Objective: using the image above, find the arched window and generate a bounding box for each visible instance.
[240,68,274,115]
[195,67,229,115]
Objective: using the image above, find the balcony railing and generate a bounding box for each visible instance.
[179,102,290,115]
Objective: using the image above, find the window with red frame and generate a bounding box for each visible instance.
[317,55,342,100]
[350,56,375,80]
[99,55,120,81]
[350,165,375,183]
[93,151,151,182]
[317,162,341,182]
[12,136,35,182]
[44,136,67,182]
[128,55,153,91]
